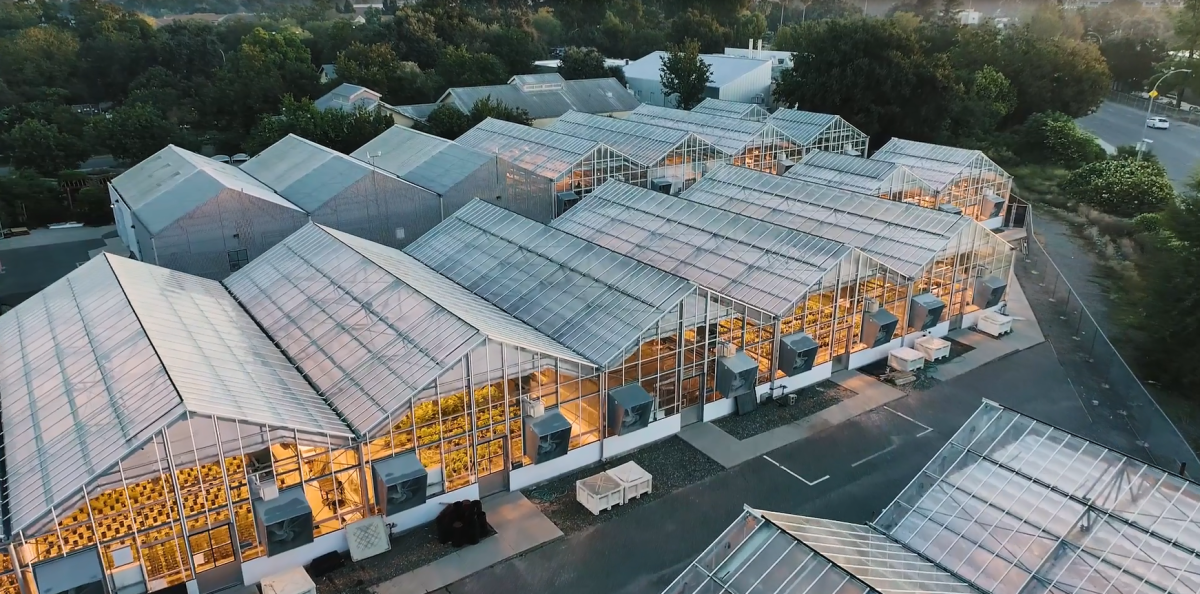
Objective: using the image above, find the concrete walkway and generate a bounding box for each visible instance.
[372,492,562,594]
[932,276,1045,381]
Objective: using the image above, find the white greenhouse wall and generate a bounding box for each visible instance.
[754,362,834,401]
[703,398,735,421]
[848,337,904,369]
[716,62,773,105]
[510,442,602,490]
[498,159,556,224]
[309,173,441,250]
[603,415,682,460]
[109,186,140,260]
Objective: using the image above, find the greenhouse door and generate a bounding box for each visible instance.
[477,436,509,498]
[192,524,242,594]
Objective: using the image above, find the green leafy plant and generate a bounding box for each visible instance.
[1019,111,1108,169]
[1061,159,1176,217]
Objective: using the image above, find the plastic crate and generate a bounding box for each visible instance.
[576,472,623,515]
[607,462,653,504]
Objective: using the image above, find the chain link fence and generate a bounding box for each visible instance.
[1107,90,1200,127]
[1014,211,1199,477]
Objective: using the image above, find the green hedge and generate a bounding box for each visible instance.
[1019,111,1108,169]
[1061,160,1176,217]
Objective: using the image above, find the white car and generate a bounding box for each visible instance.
[1147,116,1170,129]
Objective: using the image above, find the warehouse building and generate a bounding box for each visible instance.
[456,118,645,214]
[351,126,554,223]
[871,138,1013,227]
[691,97,769,122]
[624,51,772,107]
[108,145,310,279]
[784,150,936,204]
[679,165,1014,367]
[551,180,921,422]
[667,400,1200,594]
[548,111,727,195]
[241,134,443,250]
[625,105,799,173]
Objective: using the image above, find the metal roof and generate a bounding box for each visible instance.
[406,199,697,367]
[456,118,604,179]
[0,254,351,535]
[314,83,382,112]
[625,104,770,155]
[877,400,1200,594]
[241,134,415,213]
[351,126,494,195]
[441,76,638,120]
[547,111,695,166]
[110,145,302,235]
[389,103,439,122]
[624,52,770,88]
[768,108,842,145]
[691,98,770,121]
[679,165,970,278]
[786,151,934,196]
[551,181,852,316]
[871,139,1009,192]
[223,223,586,437]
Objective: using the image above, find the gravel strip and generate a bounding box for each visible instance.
[523,436,725,536]
[314,520,462,594]
[713,381,856,440]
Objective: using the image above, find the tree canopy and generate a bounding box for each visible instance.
[659,39,712,110]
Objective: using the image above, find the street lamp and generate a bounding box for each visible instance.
[1140,68,1192,161]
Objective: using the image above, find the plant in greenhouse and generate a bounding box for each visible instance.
[414,401,438,426]
[445,449,470,479]
[439,393,466,418]
[1061,159,1176,217]
[416,424,440,446]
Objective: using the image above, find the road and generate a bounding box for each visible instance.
[1077,101,1200,189]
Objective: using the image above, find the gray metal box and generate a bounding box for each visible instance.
[608,383,654,436]
[861,308,899,348]
[650,178,673,194]
[525,410,572,463]
[937,203,963,215]
[373,451,427,516]
[973,275,1007,309]
[777,332,819,376]
[983,191,1006,218]
[33,548,105,594]
[254,486,314,557]
[717,350,759,415]
[909,293,946,332]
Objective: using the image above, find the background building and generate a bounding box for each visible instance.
[623,51,772,107]
[313,83,383,113]
[691,98,770,122]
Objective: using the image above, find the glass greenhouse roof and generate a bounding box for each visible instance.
[680,165,970,278]
[692,98,770,121]
[786,151,921,195]
[224,223,585,436]
[0,254,351,536]
[626,104,768,155]
[767,108,841,145]
[551,181,852,316]
[871,139,1009,192]
[876,401,1200,594]
[406,199,697,367]
[456,117,604,179]
[548,110,693,166]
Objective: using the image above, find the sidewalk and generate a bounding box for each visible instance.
[372,492,562,594]
[932,276,1045,381]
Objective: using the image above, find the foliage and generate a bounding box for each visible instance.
[531,8,564,46]
[1061,159,1176,217]
[485,24,544,77]
[435,45,509,89]
[75,185,115,227]
[334,42,441,105]
[1018,111,1108,169]
[245,96,393,155]
[947,66,1017,143]
[417,96,532,140]
[1132,211,1164,234]
[0,170,66,228]
[90,103,182,164]
[3,119,90,176]
[659,39,712,110]
[1113,144,1162,168]
[559,46,608,80]
[668,9,725,54]
[0,26,81,102]
[1100,36,1169,91]
[208,27,320,140]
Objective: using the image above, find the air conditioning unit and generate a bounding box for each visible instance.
[522,395,545,418]
[608,383,654,436]
[861,308,899,348]
[716,350,759,415]
[777,332,819,376]
[373,451,428,516]
[251,474,279,501]
[973,276,1008,309]
[717,341,737,358]
[776,159,795,175]
[937,203,963,215]
[650,178,673,194]
[254,487,314,557]
[983,191,1005,218]
[977,312,1013,337]
[909,293,946,332]
[525,411,572,464]
[888,347,925,372]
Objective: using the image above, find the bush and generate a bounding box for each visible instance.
[1132,212,1165,234]
[1113,144,1162,168]
[1061,159,1176,217]
[1019,111,1108,169]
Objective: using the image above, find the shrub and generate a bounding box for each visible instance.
[1061,159,1176,217]
[1132,212,1164,234]
[1113,144,1162,168]
[1019,111,1108,169]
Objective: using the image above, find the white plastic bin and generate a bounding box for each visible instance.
[978,312,1014,337]
[914,336,951,361]
[888,347,925,372]
[576,472,623,515]
[607,461,653,504]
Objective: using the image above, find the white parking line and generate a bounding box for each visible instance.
[851,444,899,468]
[763,455,829,486]
[883,406,934,437]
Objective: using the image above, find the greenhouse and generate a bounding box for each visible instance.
[624,104,800,173]
[455,117,645,214]
[548,111,727,194]
[668,400,1200,594]
[241,134,442,250]
[680,165,1015,365]
[784,150,936,204]
[691,98,770,122]
[551,180,919,416]
[870,138,1013,225]
[0,254,356,594]
[405,200,704,434]
[767,108,870,157]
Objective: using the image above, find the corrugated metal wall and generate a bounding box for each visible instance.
[108,185,140,260]
[438,157,506,224]
[148,189,310,280]
[310,174,441,250]
[716,63,772,105]
[497,159,555,223]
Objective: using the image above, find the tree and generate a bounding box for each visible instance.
[775,18,960,144]
[659,39,712,110]
[207,28,319,139]
[90,103,179,164]
[1172,0,1200,103]
[393,7,443,69]
[342,0,354,14]
[75,186,114,227]
[1101,36,1169,91]
[948,66,1017,142]
[669,9,725,54]
[559,47,608,80]
[417,97,533,140]
[0,170,67,228]
[435,45,509,89]
[0,26,80,101]
[1061,159,1175,217]
[531,8,564,46]
[1018,111,1108,168]
[730,11,767,46]
[3,119,90,176]
[486,25,545,77]
[245,96,393,155]
[78,13,161,103]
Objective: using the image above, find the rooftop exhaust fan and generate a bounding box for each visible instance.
[373,452,427,516]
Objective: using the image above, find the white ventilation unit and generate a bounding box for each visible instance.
[346,516,391,562]
[717,341,737,358]
[864,298,880,313]
[888,348,925,372]
[977,312,1014,337]
[252,475,279,501]
[522,395,545,418]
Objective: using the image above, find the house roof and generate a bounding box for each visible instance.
[691,98,770,121]
[436,75,638,120]
[0,254,352,535]
[314,83,383,112]
[623,51,771,88]
[551,181,853,316]
[405,199,697,367]
[223,223,587,436]
[456,118,606,179]
[547,110,697,166]
[110,145,301,235]
[351,127,494,196]
[389,103,439,122]
[240,134,413,213]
